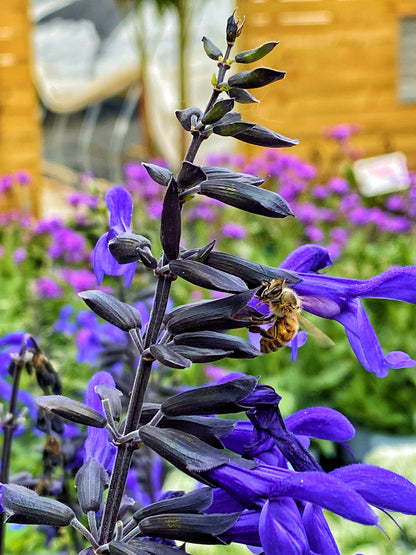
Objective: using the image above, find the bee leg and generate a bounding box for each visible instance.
[249,325,276,340]
[249,314,275,325]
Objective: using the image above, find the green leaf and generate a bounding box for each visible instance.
[228,67,285,89]
[202,36,223,60]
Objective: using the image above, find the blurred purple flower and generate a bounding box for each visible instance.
[67,191,98,209]
[93,185,136,287]
[54,305,77,334]
[13,248,26,264]
[34,277,63,299]
[187,204,215,222]
[311,185,330,200]
[385,194,407,213]
[60,268,98,293]
[147,199,163,219]
[34,217,64,235]
[305,225,325,242]
[48,228,87,263]
[222,222,247,240]
[15,170,31,186]
[324,123,360,142]
[328,176,350,195]
[0,175,13,194]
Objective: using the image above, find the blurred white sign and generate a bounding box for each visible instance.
[353,152,410,197]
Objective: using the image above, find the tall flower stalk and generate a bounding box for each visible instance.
[2,12,416,555]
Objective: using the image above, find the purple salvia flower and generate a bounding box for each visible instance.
[281,244,416,376]
[221,222,247,240]
[93,185,137,287]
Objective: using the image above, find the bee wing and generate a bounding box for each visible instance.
[298,314,334,348]
[298,295,340,318]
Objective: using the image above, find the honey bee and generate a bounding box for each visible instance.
[249,278,333,353]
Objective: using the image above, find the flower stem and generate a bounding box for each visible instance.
[99,275,174,544]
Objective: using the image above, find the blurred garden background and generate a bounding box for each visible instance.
[1,0,416,553]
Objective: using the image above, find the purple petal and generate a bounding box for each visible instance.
[331,464,416,514]
[259,499,308,555]
[106,186,133,230]
[285,407,355,443]
[385,350,416,368]
[288,331,307,361]
[302,503,341,555]
[280,244,333,273]
[271,472,378,525]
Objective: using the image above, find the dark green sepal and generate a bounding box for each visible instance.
[212,120,255,137]
[169,259,248,293]
[177,161,206,191]
[228,67,285,89]
[161,375,258,417]
[78,290,142,331]
[160,415,236,448]
[142,162,173,187]
[202,99,235,125]
[202,36,223,60]
[35,395,107,428]
[138,512,240,545]
[181,240,216,262]
[199,180,294,218]
[235,41,279,63]
[227,87,259,104]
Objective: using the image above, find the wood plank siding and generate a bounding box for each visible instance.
[235,0,416,175]
[0,0,41,214]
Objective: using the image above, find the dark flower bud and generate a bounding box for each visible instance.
[109,232,157,269]
[140,427,255,477]
[142,162,173,187]
[174,331,260,359]
[169,345,232,364]
[181,240,216,263]
[149,344,192,369]
[199,181,294,218]
[35,395,107,428]
[202,166,266,186]
[161,178,181,261]
[234,41,279,64]
[205,250,300,288]
[78,290,142,332]
[161,375,258,417]
[202,99,235,125]
[75,457,108,514]
[169,259,247,293]
[139,512,241,544]
[95,384,123,422]
[202,36,223,60]
[232,123,299,148]
[226,12,244,44]
[228,67,285,89]
[132,487,213,523]
[160,415,236,448]
[0,483,75,526]
[109,540,186,555]
[164,289,257,334]
[175,107,203,131]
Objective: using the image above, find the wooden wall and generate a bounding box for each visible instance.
[0,0,41,214]
[235,0,416,175]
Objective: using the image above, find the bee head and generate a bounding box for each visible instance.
[257,278,285,301]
